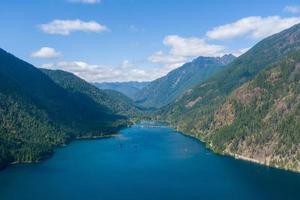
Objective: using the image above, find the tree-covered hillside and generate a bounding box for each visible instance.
[208,51,300,171]
[135,55,235,108]
[0,49,129,169]
[160,23,300,172]
[41,69,142,117]
[0,71,65,169]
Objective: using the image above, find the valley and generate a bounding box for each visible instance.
[1,23,300,173]
[2,1,300,199]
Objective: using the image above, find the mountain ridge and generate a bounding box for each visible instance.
[135,54,236,108]
[94,81,149,99]
[159,23,300,172]
[0,49,132,169]
[42,69,142,117]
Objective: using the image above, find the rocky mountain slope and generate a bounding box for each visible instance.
[209,51,300,171]
[135,55,235,108]
[160,23,300,172]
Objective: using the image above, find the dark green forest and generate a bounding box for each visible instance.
[0,49,136,169]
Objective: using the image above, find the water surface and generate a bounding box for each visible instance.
[1,122,300,200]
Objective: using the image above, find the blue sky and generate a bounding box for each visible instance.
[1,0,300,82]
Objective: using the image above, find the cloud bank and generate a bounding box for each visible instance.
[39,19,108,35]
[149,35,225,68]
[149,15,300,68]
[40,14,300,82]
[42,60,170,82]
[206,16,300,40]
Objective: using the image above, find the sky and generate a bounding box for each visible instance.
[1,0,300,82]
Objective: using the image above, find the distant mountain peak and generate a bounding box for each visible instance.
[94,81,149,99]
[135,55,236,108]
[221,53,236,59]
[192,54,236,65]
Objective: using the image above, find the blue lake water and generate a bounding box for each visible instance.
[1,122,300,200]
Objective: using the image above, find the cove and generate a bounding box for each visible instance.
[0,122,300,200]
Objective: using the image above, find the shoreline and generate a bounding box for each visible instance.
[169,124,300,174]
[3,132,120,171]
[76,134,118,140]
[3,121,300,174]
[1,120,135,171]
[226,152,300,174]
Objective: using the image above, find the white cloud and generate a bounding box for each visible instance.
[148,51,187,69]
[68,0,100,4]
[150,16,300,69]
[39,19,108,35]
[164,35,225,57]
[148,35,225,68]
[206,16,300,40]
[42,60,170,82]
[40,15,300,82]
[284,6,300,14]
[31,47,62,58]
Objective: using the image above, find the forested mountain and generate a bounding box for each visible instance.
[42,69,142,117]
[94,81,149,99]
[0,49,129,169]
[0,72,64,169]
[135,55,235,108]
[209,51,300,171]
[160,23,300,172]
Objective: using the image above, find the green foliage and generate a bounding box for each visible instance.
[135,55,236,108]
[160,23,300,170]
[162,23,300,133]
[0,49,133,169]
[41,69,142,117]
[210,51,300,157]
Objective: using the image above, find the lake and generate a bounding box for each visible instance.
[1,122,300,200]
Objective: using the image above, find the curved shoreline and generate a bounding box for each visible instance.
[172,125,300,174]
[2,133,119,171]
[2,121,300,174]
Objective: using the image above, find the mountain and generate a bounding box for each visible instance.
[209,51,300,171]
[42,69,142,117]
[160,23,300,172]
[135,55,236,108]
[94,81,149,99]
[0,49,129,169]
